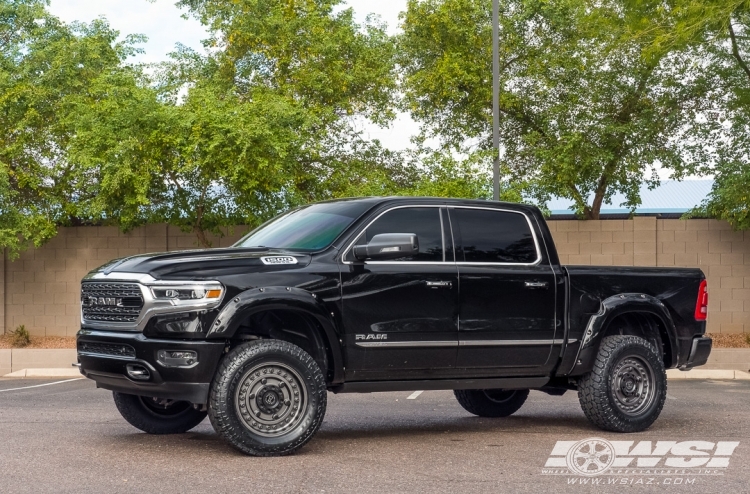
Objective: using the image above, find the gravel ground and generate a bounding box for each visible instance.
[0,335,76,349]
[0,377,748,493]
[706,333,750,348]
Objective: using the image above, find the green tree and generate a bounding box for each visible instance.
[399,0,710,218]
[639,1,750,229]
[0,0,145,258]
[178,0,397,125]
[70,62,310,247]
[1,0,407,251]
[69,0,404,247]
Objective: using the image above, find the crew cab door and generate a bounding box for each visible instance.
[449,207,557,377]
[340,206,458,381]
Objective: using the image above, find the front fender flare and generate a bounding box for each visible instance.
[206,287,344,384]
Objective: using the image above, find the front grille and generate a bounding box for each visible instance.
[81,282,143,323]
[78,341,136,359]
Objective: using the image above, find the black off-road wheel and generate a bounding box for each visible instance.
[578,335,667,433]
[454,388,530,417]
[113,392,207,434]
[208,339,327,457]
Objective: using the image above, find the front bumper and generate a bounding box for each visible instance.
[76,329,225,404]
[681,336,712,370]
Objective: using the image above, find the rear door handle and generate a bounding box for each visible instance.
[524,281,548,289]
[426,281,452,289]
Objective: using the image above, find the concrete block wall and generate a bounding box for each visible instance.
[3,224,249,337]
[2,218,749,337]
[547,218,750,334]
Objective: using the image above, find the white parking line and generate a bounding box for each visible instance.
[0,378,84,393]
[407,390,423,400]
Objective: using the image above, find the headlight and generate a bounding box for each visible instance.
[149,283,224,307]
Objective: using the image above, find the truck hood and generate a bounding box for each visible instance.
[86,248,313,280]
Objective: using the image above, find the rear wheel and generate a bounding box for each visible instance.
[578,335,667,432]
[113,392,207,434]
[454,388,529,417]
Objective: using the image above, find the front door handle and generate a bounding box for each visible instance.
[426,281,452,289]
[524,281,548,289]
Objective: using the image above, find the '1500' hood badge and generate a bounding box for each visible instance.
[260,256,298,265]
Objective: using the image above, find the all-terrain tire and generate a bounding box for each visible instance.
[113,392,207,434]
[578,335,667,433]
[208,339,327,456]
[454,388,530,417]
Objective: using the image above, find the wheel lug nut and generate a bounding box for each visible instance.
[256,411,261,417]
[249,394,255,399]
[284,400,290,406]
[261,378,267,384]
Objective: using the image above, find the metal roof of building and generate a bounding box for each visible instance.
[547,180,714,217]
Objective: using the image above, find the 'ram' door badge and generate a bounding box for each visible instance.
[355,334,387,341]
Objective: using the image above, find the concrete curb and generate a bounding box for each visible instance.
[666,369,750,380]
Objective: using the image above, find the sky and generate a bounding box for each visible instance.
[47,0,416,150]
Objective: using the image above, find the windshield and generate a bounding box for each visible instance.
[235,201,372,252]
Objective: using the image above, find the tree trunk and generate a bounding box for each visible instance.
[588,187,606,220]
[583,208,600,220]
[194,226,212,248]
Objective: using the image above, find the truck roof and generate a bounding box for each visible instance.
[317,196,542,214]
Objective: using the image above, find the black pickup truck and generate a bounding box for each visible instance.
[77,197,712,456]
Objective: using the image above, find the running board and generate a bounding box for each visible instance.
[331,377,549,394]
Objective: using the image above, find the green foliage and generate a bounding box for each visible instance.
[9,325,31,348]
[8,0,750,254]
[398,0,711,219]
[399,150,526,202]
[1,0,406,250]
[646,1,750,230]
[177,0,398,125]
[68,0,403,247]
[0,0,147,257]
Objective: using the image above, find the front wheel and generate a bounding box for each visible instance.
[113,392,207,434]
[578,335,667,433]
[208,339,327,456]
[454,388,529,417]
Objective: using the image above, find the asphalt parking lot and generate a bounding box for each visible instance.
[0,378,748,493]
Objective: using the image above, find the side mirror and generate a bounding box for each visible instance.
[353,233,419,261]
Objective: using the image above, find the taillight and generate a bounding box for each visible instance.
[695,280,708,321]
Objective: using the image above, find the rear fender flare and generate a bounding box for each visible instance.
[580,293,678,368]
[206,287,344,384]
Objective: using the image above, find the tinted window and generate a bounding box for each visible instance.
[235,201,371,251]
[354,207,444,262]
[453,209,537,263]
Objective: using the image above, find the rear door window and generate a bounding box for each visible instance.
[451,208,538,263]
